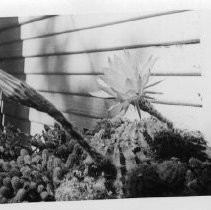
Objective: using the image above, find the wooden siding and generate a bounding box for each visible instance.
[0,10,203,134]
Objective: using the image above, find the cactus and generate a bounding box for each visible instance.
[53,167,62,188]
[2,162,11,172]
[21,166,31,179]
[40,191,49,201]
[46,183,54,195]
[0,109,210,203]
[0,197,7,203]
[156,160,187,193]
[0,176,3,187]
[3,177,12,189]
[31,171,44,186]
[37,184,44,193]
[65,154,76,169]
[23,155,32,165]
[36,164,43,171]
[73,144,83,157]
[45,141,56,149]
[125,163,165,198]
[47,155,55,172]
[0,186,13,199]
[42,175,50,184]
[11,176,23,193]
[152,129,208,161]
[53,157,62,168]
[30,181,38,190]
[56,145,68,158]
[67,141,75,154]
[32,155,42,164]
[12,188,27,203]
[41,149,49,165]
[8,168,21,178]
[10,160,17,168]
[17,156,24,168]
[0,159,4,168]
[20,149,29,157]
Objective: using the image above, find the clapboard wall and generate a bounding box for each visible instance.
[0,10,203,135]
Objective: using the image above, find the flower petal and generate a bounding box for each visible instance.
[102,67,126,93]
[125,78,136,92]
[125,89,137,98]
[119,101,130,116]
[109,87,129,102]
[139,55,158,88]
[97,78,117,97]
[108,102,123,118]
[144,79,163,89]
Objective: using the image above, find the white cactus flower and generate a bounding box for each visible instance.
[90,51,163,119]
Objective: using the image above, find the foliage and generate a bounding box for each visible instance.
[0,123,86,203]
[0,118,211,203]
[0,124,32,160]
[151,128,209,161]
[125,162,165,197]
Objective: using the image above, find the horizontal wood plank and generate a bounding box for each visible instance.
[8,75,202,105]
[3,114,50,134]
[152,103,204,131]
[150,99,202,107]
[0,18,19,31]
[0,11,200,59]
[0,44,201,75]
[3,106,99,130]
[18,16,57,25]
[3,102,203,134]
[0,11,188,45]
[0,11,204,136]
[0,16,55,32]
[3,114,31,133]
[145,76,203,104]
[124,102,203,131]
[3,92,115,118]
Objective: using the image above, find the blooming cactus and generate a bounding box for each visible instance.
[90,51,164,120]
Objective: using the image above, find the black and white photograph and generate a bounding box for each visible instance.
[0,0,211,209]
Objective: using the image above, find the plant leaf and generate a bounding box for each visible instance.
[97,78,117,97]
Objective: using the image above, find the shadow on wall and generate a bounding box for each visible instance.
[29,16,101,129]
[0,17,29,132]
